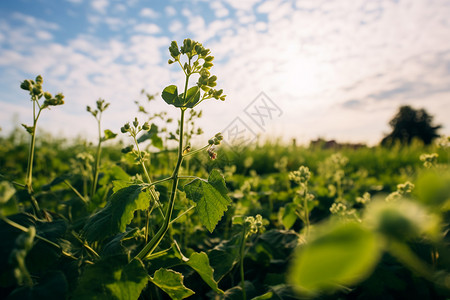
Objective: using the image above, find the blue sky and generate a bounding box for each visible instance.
[1,0,450,145]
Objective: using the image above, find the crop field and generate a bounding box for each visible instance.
[1,39,450,300]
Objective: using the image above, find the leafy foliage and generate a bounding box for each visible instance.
[72,255,148,300]
[83,184,150,242]
[149,268,194,299]
[185,169,231,232]
[1,42,450,300]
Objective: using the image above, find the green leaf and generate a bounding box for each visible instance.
[186,252,224,294]
[179,86,200,108]
[184,169,231,233]
[207,234,241,282]
[150,268,194,300]
[8,271,68,300]
[251,291,273,300]
[162,85,183,107]
[137,123,163,149]
[102,129,117,141]
[72,255,148,300]
[289,221,381,294]
[83,185,150,242]
[280,203,297,230]
[223,281,256,299]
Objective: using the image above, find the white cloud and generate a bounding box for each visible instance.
[35,30,53,40]
[140,8,159,18]
[134,23,161,34]
[12,12,59,30]
[1,0,450,145]
[91,0,109,14]
[165,6,177,16]
[210,1,229,18]
[223,0,261,11]
[169,20,183,33]
[114,4,127,13]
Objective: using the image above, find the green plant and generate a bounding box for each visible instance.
[280,166,317,235]
[86,99,117,199]
[18,76,64,218]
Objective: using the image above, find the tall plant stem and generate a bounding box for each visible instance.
[25,98,43,218]
[132,135,164,219]
[240,227,247,300]
[304,195,310,236]
[135,108,186,260]
[90,117,102,198]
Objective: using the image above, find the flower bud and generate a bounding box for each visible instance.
[203,62,213,69]
[133,117,139,127]
[169,40,180,58]
[208,139,214,145]
[32,85,42,96]
[20,80,32,91]
[142,122,150,131]
[121,145,134,153]
[201,49,210,56]
[54,93,64,104]
[44,92,52,100]
[35,75,43,85]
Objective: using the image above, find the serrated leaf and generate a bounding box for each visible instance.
[289,221,381,294]
[207,234,241,282]
[186,252,223,294]
[150,268,194,300]
[179,86,200,108]
[162,85,183,107]
[184,169,231,233]
[83,185,150,242]
[112,180,133,193]
[72,255,148,300]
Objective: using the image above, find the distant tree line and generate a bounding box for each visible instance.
[381,105,441,146]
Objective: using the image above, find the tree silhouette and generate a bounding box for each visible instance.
[381,105,441,146]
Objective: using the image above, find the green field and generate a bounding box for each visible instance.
[1,127,449,299]
[1,40,450,299]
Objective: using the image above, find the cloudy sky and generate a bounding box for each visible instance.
[0,0,449,146]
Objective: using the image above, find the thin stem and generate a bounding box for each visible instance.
[182,144,209,157]
[1,216,76,259]
[145,209,150,244]
[388,240,434,282]
[178,175,202,180]
[0,174,26,188]
[135,108,186,260]
[240,227,247,300]
[90,117,102,198]
[143,176,173,187]
[64,180,87,203]
[169,205,195,225]
[303,195,310,236]
[25,100,43,218]
[133,135,165,217]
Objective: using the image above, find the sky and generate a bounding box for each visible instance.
[0,0,449,147]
